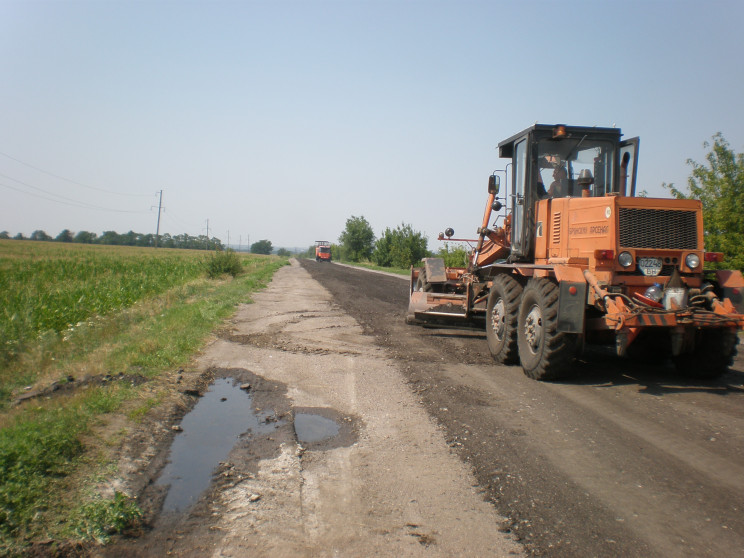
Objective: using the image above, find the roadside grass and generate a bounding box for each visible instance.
[0,240,286,552]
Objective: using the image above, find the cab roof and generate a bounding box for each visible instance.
[497,124,622,158]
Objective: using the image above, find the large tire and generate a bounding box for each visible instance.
[517,277,580,380]
[672,328,738,379]
[486,275,522,364]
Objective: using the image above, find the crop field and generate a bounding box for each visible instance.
[1,241,206,366]
[0,240,286,551]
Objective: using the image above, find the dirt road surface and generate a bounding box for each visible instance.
[298,260,744,558]
[102,260,523,557]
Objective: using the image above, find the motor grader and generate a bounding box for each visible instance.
[408,124,744,380]
[315,240,332,262]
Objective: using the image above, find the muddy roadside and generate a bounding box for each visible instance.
[98,259,524,557]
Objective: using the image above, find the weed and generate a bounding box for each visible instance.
[68,491,142,544]
[205,249,243,278]
[0,407,86,540]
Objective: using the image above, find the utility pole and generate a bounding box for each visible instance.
[227,230,230,250]
[153,190,163,248]
[205,219,210,250]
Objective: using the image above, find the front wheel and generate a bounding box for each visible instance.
[486,275,522,364]
[517,278,579,380]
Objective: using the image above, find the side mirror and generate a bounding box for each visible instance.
[488,174,500,195]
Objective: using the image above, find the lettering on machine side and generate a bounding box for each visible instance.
[569,225,609,236]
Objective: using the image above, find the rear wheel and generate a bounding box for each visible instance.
[486,275,522,364]
[517,278,580,380]
[672,328,738,379]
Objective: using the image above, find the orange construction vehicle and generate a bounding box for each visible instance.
[408,124,744,380]
[315,241,332,262]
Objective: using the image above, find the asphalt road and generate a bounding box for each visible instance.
[300,260,744,558]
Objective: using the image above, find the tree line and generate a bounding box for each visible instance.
[0,229,296,257]
[0,229,224,251]
[302,217,444,269]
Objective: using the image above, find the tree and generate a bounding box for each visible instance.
[74,230,97,244]
[251,239,273,255]
[664,133,744,271]
[56,229,74,242]
[373,223,428,268]
[437,243,470,267]
[276,248,291,257]
[339,215,375,262]
[0,231,9,239]
[99,230,122,245]
[30,230,52,241]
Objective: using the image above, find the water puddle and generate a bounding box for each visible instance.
[292,407,359,450]
[294,413,340,443]
[156,378,277,514]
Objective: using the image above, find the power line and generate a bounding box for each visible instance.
[0,180,151,214]
[0,149,153,197]
[161,210,201,234]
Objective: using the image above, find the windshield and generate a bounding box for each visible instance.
[318,247,331,254]
[536,137,615,198]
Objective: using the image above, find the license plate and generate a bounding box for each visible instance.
[638,257,662,276]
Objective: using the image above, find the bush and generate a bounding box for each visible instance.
[437,244,470,267]
[373,223,428,268]
[205,249,243,278]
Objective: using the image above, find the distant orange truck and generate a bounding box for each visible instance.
[315,241,332,262]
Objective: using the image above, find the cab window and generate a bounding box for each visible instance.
[537,138,615,198]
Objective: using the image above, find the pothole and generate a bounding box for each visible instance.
[155,377,281,514]
[294,413,340,443]
[293,407,360,450]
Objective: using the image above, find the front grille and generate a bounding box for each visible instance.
[618,208,698,249]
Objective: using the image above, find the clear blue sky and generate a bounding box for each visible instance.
[2,0,742,250]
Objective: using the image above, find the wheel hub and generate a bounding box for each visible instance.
[524,305,543,354]
[491,299,505,341]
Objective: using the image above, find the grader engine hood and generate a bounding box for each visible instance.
[539,196,704,278]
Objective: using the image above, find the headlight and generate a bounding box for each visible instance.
[685,253,701,270]
[618,251,634,268]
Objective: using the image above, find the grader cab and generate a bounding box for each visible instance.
[408,124,744,380]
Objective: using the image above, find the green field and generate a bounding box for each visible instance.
[0,240,286,552]
[1,241,206,366]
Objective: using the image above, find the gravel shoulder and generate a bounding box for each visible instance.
[101,259,524,557]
